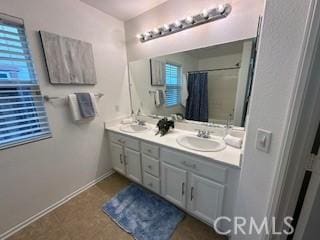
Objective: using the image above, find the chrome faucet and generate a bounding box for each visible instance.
[226,113,233,129]
[136,119,146,126]
[196,129,211,138]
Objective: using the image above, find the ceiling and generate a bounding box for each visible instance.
[80,0,168,21]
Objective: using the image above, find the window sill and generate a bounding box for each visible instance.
[0,134,52,151]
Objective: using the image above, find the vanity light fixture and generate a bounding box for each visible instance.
[174,20,182,28]
[144,32,151,39]
[136,33,143,40]
[185,16,194,24]
[201,9,209,19]
[217,4,226,14]
[153,28,160,34]
[137,3,231,42]
[163,24,170,31]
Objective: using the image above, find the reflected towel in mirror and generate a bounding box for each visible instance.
[181,73,188,107]
[154,90,165,107]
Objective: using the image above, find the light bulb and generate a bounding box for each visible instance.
[202,9,209,18]
[217,4,225,13]
[136,34,143,39]
[153,28,160,34]
[144,32,151,38]
[185,16,194,24]
[174,20,182,28]
[163,24,170,31]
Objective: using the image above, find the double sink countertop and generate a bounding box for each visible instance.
[105,123,243,169]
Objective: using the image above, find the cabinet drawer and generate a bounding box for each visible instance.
[142,154,159,177]
[160,148,227,184]
[143,172,160,194]
[109,132,139,151]
[141,142,159,159]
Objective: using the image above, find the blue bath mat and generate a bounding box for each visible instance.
[102,183,185,240]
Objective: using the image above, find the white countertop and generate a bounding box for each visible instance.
[105,123,242,169]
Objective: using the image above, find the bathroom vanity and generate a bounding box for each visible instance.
[105,37,254,232]
[105,123,242,232]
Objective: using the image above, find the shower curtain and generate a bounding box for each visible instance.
[185,72,209,122]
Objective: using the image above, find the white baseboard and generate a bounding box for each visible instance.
[0,169,115,240]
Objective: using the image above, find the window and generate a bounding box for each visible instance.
[0,14,51,149]
[165,63,181,107]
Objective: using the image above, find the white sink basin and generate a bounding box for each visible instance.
[120,124,150,133]
[176,135,226,152]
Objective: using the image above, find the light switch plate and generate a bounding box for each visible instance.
[256,128,272,153]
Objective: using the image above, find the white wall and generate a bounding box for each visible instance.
[125,0,264,61]
[232,0,313,239]
[0,0,130,236]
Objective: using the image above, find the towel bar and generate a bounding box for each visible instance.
[43,93,104,101]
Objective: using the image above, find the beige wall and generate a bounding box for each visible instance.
[0,0,130,236]
[125,0,264,61]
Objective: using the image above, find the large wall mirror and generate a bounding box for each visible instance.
[129,39,255,127]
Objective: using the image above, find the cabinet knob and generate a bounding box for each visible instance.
[147,149,152,153]
[148,183,153,187]
[148,165,152,169]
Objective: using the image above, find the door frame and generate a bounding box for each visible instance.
[293,144,320,239]
[264,0,320,239]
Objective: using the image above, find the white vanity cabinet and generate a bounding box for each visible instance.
[141,142,161,194]
[124,148,142,183]
[188,173,224,224]
[108,130,240,231]
[160,147,225,225]
[161,162,187,208]
[109,133,142,183]
[110,142,126,175]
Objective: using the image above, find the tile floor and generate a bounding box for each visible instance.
[8,173,226,240]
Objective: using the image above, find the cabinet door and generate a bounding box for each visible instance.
[161,162,187,209]
[111,143,126,175]
[188,173,224,224]
[125,148,142,183]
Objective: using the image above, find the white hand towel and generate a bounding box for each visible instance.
[68,94,82,121]
[224,134,243,148]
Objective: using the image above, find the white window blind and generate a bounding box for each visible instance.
[165,63,181,107]
[0,15,51,149]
